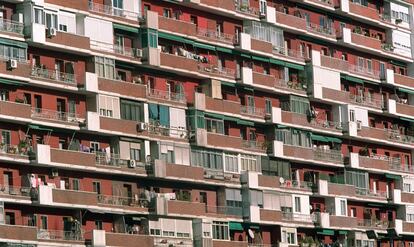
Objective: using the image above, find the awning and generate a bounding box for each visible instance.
[285,62,304,71]
[390,60,407,67]
[399,87,414,95]
[27,124,53,132]
[270,58,285,66]
[88,208,123,215]
[0,78,26,86]
[401,117,414,123]
[277,124,289,129]
[237,119,254,127]
[341,75,364,84]
[0,37,27,49]
[252,55,269,63]
[221,81,235,87]
[229,222,244,231]
[158,32,194,45]
[193,42,216,51]
[113,23,139,34]
[317,229,335,236]
[205,112,224,120]
[311,134,328,142]
[216,46,233,54]
[385,174,401,180]
[327,137,342,143]
[338,230,348,235]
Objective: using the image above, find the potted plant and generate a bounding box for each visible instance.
[18,140,28,154]
[15,98,24,103]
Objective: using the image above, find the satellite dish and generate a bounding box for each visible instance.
[248,229,255,239]
[279,177,285,184]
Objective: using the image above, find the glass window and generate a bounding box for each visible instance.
[403,183,411,192]
[340,199,346,216]
[294,197,301,212]
[191,148,223,170]
[240,154,260,172]
[45,12,58,29]
[212,221,229,240]
[205,118,224,134]
[95,56,115,80]
[34,8,45,25]
[224,153,238,173]
[121,100,142,121]
[265,99,272,114]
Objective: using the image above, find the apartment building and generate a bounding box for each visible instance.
[0,0,413,247]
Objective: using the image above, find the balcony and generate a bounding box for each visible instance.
[52,189,98,206]
[198,63,236,79]
[395,102,414,117]
[356,219,390,230]
[31,108,84,125]
[98,78,147,99]
[204,96,241,115]
[45,146,97,167]
[321,88,383,109]
[200,0,237,12]
[88,1,141,22]
[275,11,307,31]
[147,88,186,104]
[0,100,31,120]
[31,67,78,86]
[281,212,315,224]
[37,229,84,242]
[0,144,30,162]
[160,52,199,72]
[166,200,207,216]
[158,16,197,36]
[0,224,37,242]
[350,32,382,50]
[272,47,306,62]
[306,23,336,39]
[206,132,265,152]
[328,182,388,200]
[0,19,24,36]
[281,111,343,132]
[358,126,414,146]
[348,1,380,21]
[213,240,248,247]
[393,73,414,88]
[46,31,90,50]
[234,2,259,17]
[46,0,89,11]
[281,144,343,164]
[0,185,32,199]
[91,41,142,60]
[113,45,143,60]
[240,105,266,119]
[401,192,414,204]
[164,163,205,181]
[329,215,358,228]
[257,174,313,191]
[197,28,235,44]
[260,209,282,222]
[320,55,381,80]
[251,38,273,54]
[97,194,148,212]
[206,205,243,218]
[355,154,396,171]
[105,232,154,247]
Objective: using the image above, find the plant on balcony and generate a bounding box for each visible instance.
[353,26,362,35]
[300,236,319,247]
[18,140,29,154]
[15,97,25,103]
[359,146,369,157]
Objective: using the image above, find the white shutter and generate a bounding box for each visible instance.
[58,11,76,33]
[161,218,176,232]
[175,219,192,235]
[119,141,130,160]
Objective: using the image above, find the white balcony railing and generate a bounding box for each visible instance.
[31,67,77,85]
[31,108,83,124]
[198,63,236,78]
[196,27,235,44]
[313,148,343,163]
[240,105,266,118]
[88,1,141,20]
[113,45,143,58]
[37,229,84,241]
[147,88,186,103]
[97,194,148,208]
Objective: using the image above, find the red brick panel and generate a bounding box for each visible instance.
[159,17,197,36]
[258,175,280,188]
[0,225,37,241]
[50,148,96,167]
[251,39,273,54]
[252,72,276,88]
[98,78,147,99]
[0,101,31,119]
[394,74,414,88]
[396,103,414,116]
[330,216,358,228]
[47,32,91,50]
[167,200,206,216]
[205,97,241,115]
[165,164,204,180]
[207,133,242,149]
[401,192,414,204]
[275,12,307,30]
[160,53,199,72]
[52,189,98,206]
[260,209,282,222]
[351,33,382,50]
[349,2,380,21]
[45,0,89,11]
[328,183,356,197]
[106,233,154,247]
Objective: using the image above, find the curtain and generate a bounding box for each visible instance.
[159,105,170,127]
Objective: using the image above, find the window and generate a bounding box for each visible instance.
[240,154,260,172]
[205,118,224,134]
[95,220,103,230]
[259,0,266,15]
[95,57,115,79]
[366,60,372,73]
[265,99,272,114]
[349,110,355,122]
[0,44,27,61]
[72,179,80,191]
[45,11,58,29]
[212,221,229,240]
[34,8,45,25]
[1,130,10,147]
[142,29,158,48]
[281,228,296,244]
[339,199,346,216]
[92,181,101,194]
[191,148,223,170]
[225,189,242,209]
[294,197,301,213]
[407,213,414,222]
[403,183,411,192]
[0,91,9,101]
[350,207,357,217]
[121,100,142,121]
[163,8,171,18]
[99,95,120,118]
[113,0,123,9]
[224,153,238,173]
[40,216,48,230]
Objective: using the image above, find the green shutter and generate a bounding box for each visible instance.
[159,105,170,127]
[221,81,235,87]
[326,137,342,143]
[0,38,27,49]
[385,174,401,180]
[229,222,243,231]
[205,112,224,120]
[28,124,53,132]
[317,229,335,236]
[113,23,139,34]
[216,47,233,54]
[237,119,254,126]
[401,117,414,123]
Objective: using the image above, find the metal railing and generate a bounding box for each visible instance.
[95,152,123,167]
[280,180,313,190]
[144,121,189,139]
[198,63,236,78]
[306,23,336,38]
[234,2,259,16]
[349,94,384,109]
[240,105,266,118]
[0,144,30,157]
[348,64,381,79]
[274,79,307,92]
[88,1,141,20]
[389,162,414,173]
[242,140,265,151]
[113,45,143,58]
[196,27,235,44]
[31,108,83,123]
[357,219,389,229]
[31,67,77,85]
[147,88,186,103]
[313,148,343,163]
[282,212,315,222]
[387,129,414,145]
[206,205,243,217]
[0,19,24,35]
[0,185,32,197]
[97,194,148,208]
[272,46,306,60]
[37,229,84,241]
[355,188,388,199]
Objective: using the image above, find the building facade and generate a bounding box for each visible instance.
[0,0,413,246]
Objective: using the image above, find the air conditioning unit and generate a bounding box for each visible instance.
[356,121,362,130]
[134,49,143,58]
[48,27,57,37]
[128,159,136,168]
[137,122,146,132]
[7,59,17,69]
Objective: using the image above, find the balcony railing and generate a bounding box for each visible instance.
[313,148,343,163]
[196,27,235,44]
[280,180,313,191]
[282,212,315,222]
[95,152,123,167]
[357,219,389,229]
[349,94,384,109]
[389,162,414,173]
[240,105,266,118]
[234,2,259,16]
[272,46,306,61]
[37,229,84,241]
[31,108,83,124]
[0,144,30,157]
[242,140,265,151]
[145,121,189,139]
[206,205,243,217]
[306,23,336,38]
[88,1,141,20]
[348,64,381,79]
[0,185,32,197]
[113,45,143,58]
[355,188,388,199]
[31,67,77,85]
[147,88,186,103]
[97,194,148,208]
[198,63,236,78]
[387,129,414,145]
[275,79,307,92]
[0,19,24,35]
